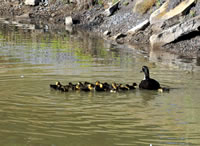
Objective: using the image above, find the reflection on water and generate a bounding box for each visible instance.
[0,20,200,146]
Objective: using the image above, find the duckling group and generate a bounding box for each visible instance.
[50,66,169,93]
[50,80,137,93]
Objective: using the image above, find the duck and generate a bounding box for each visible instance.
[50,81,62,90]
[95,81,105,91]
[50,81,68,92]
[103,82,112,91]
[80,84,95,92]
[118,84,129,91]
[68,82,76,90]
[125,83,137,90]
[110,82,118,93]
[59,85,69,92]
[75,82,84,90]
[139,66,161,90]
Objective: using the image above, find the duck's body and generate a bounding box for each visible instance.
[139,66,160,90]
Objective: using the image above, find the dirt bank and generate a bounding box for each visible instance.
[0,0,200,58]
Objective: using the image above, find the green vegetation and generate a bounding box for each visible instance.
[112,0,119,4]
[123,0,129,6]
[189,10,196,17]
[156,0,161,7]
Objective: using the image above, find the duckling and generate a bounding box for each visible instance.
[139,66,160,90]
[50,81,62,90]
[68,82,76,90]
[81,84,95,92]
[125,83,137,90]
[50,81,69,92]
[59,85,69,92]
[95,81,105,92]
[158,87,170,93]
[75,82,84,90]
[103,82,112,91]
[110,82,118,93]
[118,84,129,91]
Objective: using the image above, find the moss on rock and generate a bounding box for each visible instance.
[133,0,156,14]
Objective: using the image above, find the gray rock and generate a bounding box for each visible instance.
[150,15,200,48]
[126,20,149,35]
[104,1,120,17]
[25,0,40,6]
[65,16,73,26]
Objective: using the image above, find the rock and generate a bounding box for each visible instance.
[24,0,40,6]
[150,15,200,48]
[126,19,149,35]
[150,0,195,24]
[112,33,127,40]
[133,0,156,14]
[103,30,111,36]
[65,16,73,26]
[104,1,120,17]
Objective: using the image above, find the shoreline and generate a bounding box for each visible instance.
[0,0,200,59]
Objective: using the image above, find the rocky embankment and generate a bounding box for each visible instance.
[0,0,200,58]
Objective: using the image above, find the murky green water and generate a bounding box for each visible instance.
[0,21,200,146]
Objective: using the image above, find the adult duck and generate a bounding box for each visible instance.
[139,66,160,90]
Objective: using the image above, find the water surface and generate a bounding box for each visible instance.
[0,21,200,146]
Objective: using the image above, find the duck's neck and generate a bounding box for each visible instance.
[144,75,150,80]
[144,71,150,80]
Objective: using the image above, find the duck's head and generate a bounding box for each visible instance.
[141,66,150,79]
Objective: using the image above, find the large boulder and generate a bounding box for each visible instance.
[25,0,40,6]
[150,15,200,48]
[150,0,195,24]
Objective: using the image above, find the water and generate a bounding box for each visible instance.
[0,20,200,146]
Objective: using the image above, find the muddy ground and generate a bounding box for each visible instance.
[0,0,200,58]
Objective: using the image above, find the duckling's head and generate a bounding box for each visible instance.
[133,83,137,87]
[141,66,150,79]
[112,82,117,89]
[56,81,61,86]
[88,84,94,90]
[78,82,83,86]
[95,81,100,86]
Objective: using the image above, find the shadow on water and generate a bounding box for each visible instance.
[0,18,200,146]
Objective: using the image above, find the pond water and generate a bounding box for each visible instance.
[0,21,200,146]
